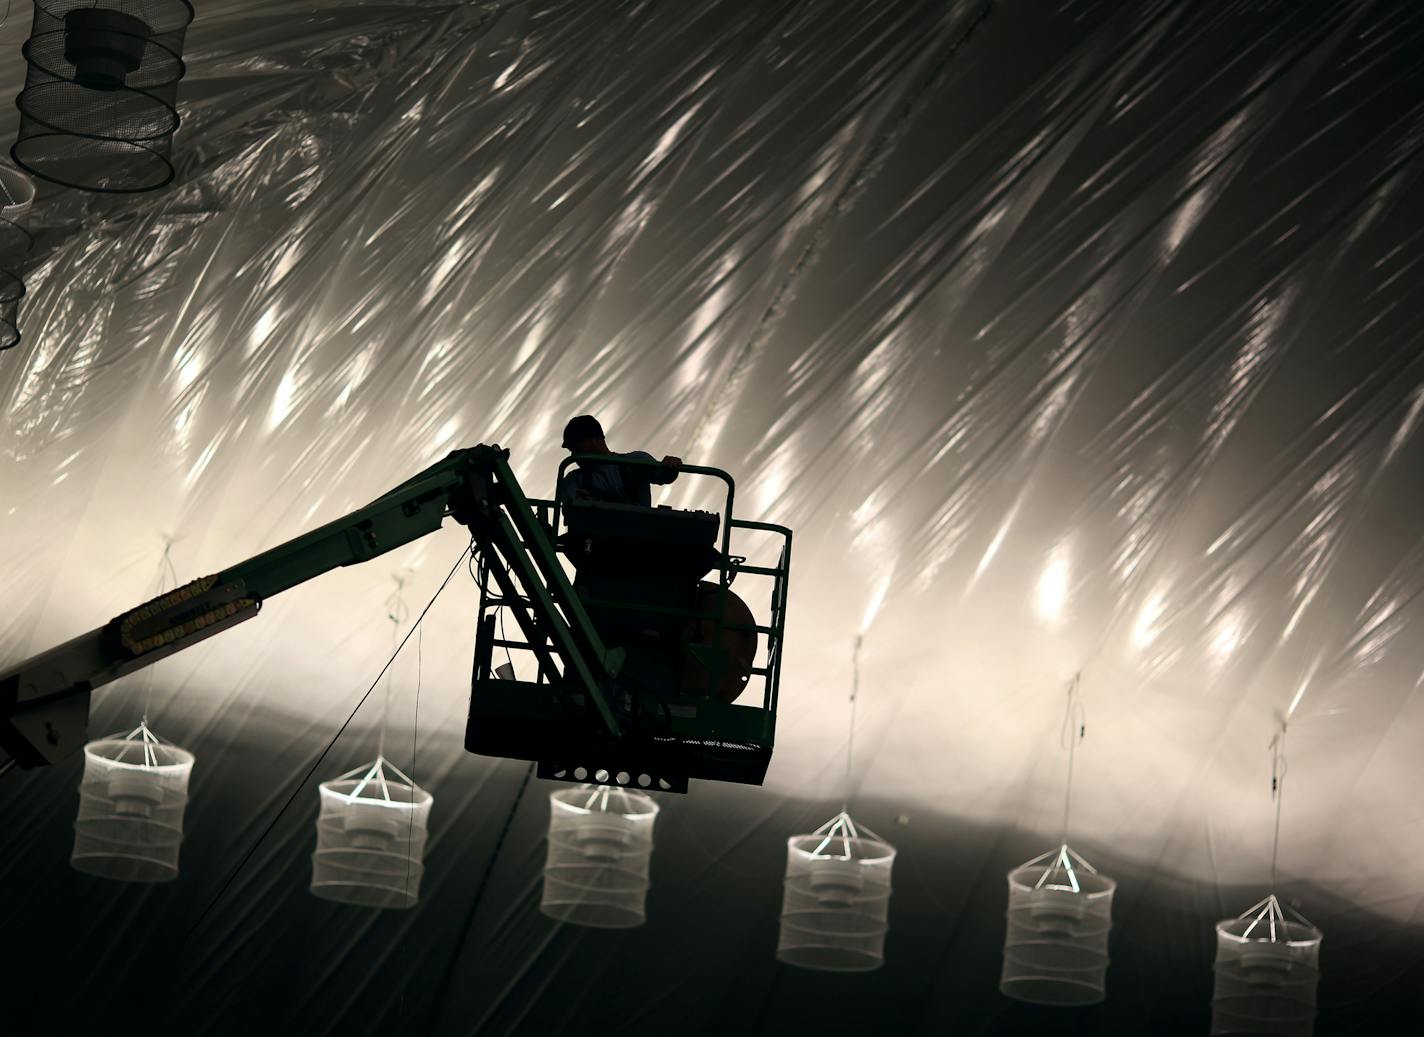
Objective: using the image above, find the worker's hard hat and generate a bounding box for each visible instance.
[561,414,603,449]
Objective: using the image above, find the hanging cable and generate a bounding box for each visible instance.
[129,543,471,1018]
[398,595,428,1027]
[679,0,996,479]
[141,537,181,724]
[377,571,411,760]
[1058,672,1085,847]
[1269,719,1289,889]
[425,760,537,1034]
[842,634,863,812]
[470,548,516,675]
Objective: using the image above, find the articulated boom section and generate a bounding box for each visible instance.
[1,446,478,768]
[0,444,791,793]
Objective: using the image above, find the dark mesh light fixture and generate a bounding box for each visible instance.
[0,163,36,352]
[12,1,195,193]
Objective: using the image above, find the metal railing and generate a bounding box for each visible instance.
[473,456,790,717]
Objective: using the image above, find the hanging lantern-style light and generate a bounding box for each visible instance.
[541,783,659,929]
[777,811,896,972]
[1207,722,1322,1032]
[12,1,196,192]
[1211,895,1322,1035]
[0,163,35,352]
[311,757,433,909]
[1000,844,1116,1005]
[998,673,1116,1004]
[71,721,195,882]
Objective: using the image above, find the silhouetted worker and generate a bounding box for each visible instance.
[558,414,681,507]
[557,414,702,701]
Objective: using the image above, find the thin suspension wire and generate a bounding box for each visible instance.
[377,572,411,760]
[129,543,471,1018]
[1059,672,1085,846]
[142,538,181,724]
[426,760,537,1035]
[398,605,427,1025]
[843,633,862,812]
[1269,720,1288,889]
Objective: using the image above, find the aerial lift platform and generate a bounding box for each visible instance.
[0,445,791,793]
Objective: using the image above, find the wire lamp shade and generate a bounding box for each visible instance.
[542,784,659,929]
[71,722,195,882]
[12,1,195,192]
[777,811,896,972]
[0,164,35,351]
[1000,844,1116,1005]
[310,757,433,909]
[1211,895,1322,1036]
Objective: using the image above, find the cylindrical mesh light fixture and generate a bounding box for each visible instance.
[71,722,195,882]
[1000,844,1116,1005]
[12,1,195,192]
[777,811,896,972]
[542,784,659,929]
[0,163,35,351]
[1212,895,1322,1036]
[311,757,433,909]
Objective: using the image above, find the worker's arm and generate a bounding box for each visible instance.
[622,450,681,485]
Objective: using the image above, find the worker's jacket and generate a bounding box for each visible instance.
[557,450,676,508]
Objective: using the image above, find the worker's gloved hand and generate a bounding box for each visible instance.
[660,456,682,469]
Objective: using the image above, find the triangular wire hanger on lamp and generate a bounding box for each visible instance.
[777,634,898,972]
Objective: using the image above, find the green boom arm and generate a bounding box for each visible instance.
[0,445,623,769]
